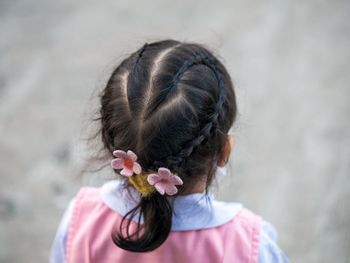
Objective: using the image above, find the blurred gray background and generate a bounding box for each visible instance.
[0,0,349,262]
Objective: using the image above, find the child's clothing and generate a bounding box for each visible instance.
[50,180,288,263]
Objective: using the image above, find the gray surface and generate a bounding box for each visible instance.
[0,0,349,262]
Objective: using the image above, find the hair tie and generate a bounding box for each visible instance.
[111,149,183,197]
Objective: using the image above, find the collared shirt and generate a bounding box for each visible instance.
[50,180,289,262]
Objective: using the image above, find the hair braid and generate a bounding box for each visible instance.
[154,54,227,169]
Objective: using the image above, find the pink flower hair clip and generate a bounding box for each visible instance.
[111,149,183,196]
[147,167,183,196]
[111,150,142,176]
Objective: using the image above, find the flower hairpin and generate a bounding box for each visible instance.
[147,167,183,195]
[111,149,183,196]
[111,150,142,176]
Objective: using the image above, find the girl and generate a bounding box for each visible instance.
[50,39,288,262]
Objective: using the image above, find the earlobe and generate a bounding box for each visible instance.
[217,135,234,167]
[228,135,233,151]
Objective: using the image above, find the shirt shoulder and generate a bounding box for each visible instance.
[49,186,104,263]
[258,221,289,263]
[50,198,76,263]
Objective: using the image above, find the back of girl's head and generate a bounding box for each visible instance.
[97,39,237,252]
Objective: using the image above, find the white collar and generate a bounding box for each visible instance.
[100,180,243,231]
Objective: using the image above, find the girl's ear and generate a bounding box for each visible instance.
[217,135,234,166]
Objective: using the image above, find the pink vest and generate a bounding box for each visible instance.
[66,187,261,263]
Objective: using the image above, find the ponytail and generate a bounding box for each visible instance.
[112,193,173,252]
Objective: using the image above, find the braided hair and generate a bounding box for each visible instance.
[153,54,227,170]
[97,39,237,252]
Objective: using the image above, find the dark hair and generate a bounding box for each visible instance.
[96,39,237,252]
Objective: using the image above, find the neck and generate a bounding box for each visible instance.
[177,178,207,195]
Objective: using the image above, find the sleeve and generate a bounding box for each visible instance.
[49,198,76,263]
[258,221,289,263]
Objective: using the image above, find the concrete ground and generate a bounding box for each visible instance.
[0,0,349,262]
